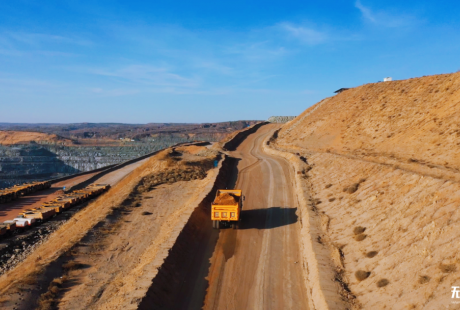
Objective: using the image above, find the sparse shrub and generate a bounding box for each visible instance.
[377,279,389,287]
[354,234,367,241]
[440,263,457,273]
[142,211,152,215]
[62,261,77,270]
[353,226,366,235]
[366,251,378,258]
[50,285,60,294]
[418,275,431,284]
[343,183,360,194]
[329,198,336,202]
[355,270,371,281]
[325,184,333,189]
[62,261,83,271]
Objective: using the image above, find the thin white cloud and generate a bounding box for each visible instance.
[2,31,92,46]
[76,64,199,88]
[88,87,140,97]
[194,61,234,75]
[278,23,327,45]
[355,0,376,23]
[227,44,287,61]
[355,0,419,28]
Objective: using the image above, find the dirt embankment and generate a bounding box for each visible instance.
[278,72,460,176]
[0,146,220,309]
[0,123,261,309]
[0,131,74,146]
[220,122,267,151]
[137,123,267,310]
[137,155,238,310]
[271,72,460,309]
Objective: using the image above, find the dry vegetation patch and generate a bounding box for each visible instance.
[366,251,378,258]
[355,270,371,281]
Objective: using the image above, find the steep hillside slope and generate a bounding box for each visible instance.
[270,72,460,309]
[278,72,460,173]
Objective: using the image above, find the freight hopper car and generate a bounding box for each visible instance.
[0,221,17,236]
[1,184,110,234]
[0,181,51,204]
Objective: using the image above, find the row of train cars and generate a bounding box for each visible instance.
[0,181,52,204]
[0,181,110,237]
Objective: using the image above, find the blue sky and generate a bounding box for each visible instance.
[1,1,460,123]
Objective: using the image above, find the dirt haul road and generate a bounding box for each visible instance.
[204,124,309,310]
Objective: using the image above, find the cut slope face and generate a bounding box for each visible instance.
[278,72,460,171]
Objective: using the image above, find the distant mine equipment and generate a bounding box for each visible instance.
[0,181,51,204]
[212,189,243,229]
[384,77,392,82]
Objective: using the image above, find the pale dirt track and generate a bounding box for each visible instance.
[203,124,309,310]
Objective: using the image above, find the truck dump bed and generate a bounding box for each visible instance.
[211,189,242,222]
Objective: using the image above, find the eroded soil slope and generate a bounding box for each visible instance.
[273,72,460,309]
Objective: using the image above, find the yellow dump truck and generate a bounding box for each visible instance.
[211,189,243,229]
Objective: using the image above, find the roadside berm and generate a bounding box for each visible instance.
[267,72,460,309]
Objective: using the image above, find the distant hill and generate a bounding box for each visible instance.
[0,121,261,144]
[0,131,74,146]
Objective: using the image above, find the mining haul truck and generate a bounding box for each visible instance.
[211,189,243,229]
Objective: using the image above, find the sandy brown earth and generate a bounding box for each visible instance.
[0,131,74,146]
[278,72,460,173]
[0,145,221,309]
[7,70,460,310]
[270,72,460,309]
[204,124,309,310]
[58,168,219,309]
